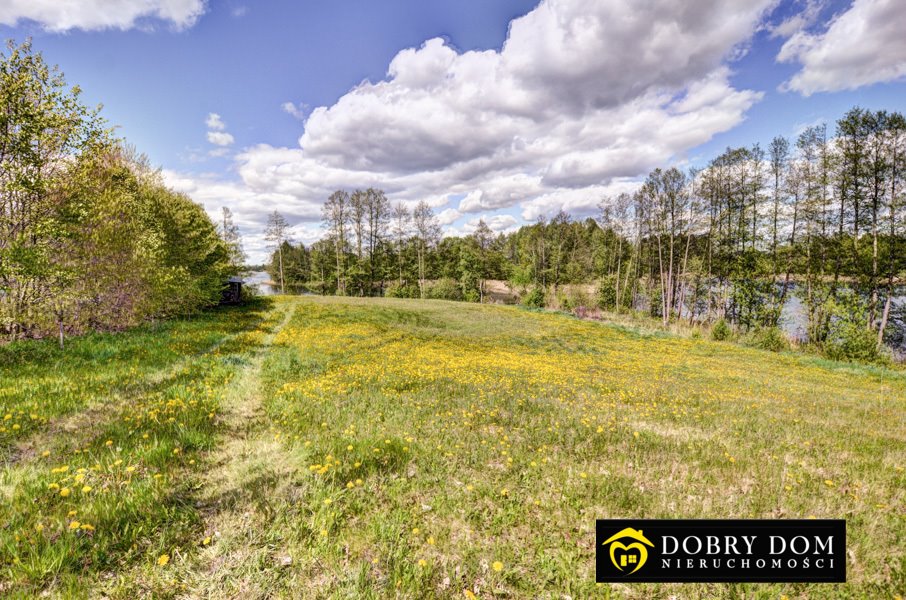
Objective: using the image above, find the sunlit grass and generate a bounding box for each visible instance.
[1,296,903,598]
[255,297,905,598]
[0,298,277,597]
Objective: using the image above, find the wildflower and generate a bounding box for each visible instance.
[492,561,504,572]
[157,554,170,566]
[80,523,95,531]
[59,487,71,497]
[81,485,92,493]
[418,559,428,567]
[105,440,113,447]
[69,521,81,530]
[824,480,835,487]
[41,450,50,457]
[203,536,212,545]
[35,523,44,533]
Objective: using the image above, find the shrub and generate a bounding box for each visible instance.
[385,282,419,298]
[596,275,617,310]
[818,290,888,365]
[711,318,732,341]
[824,322,886,364]
[748,326,790,352]
[522,287,546,308]
[424,278,462,301]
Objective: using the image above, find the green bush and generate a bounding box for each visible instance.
[596,275,617,310]
[385,282,419,298]
[522,287,546,308]
[824,322,886,364]
[747,326,790,352]
[818,291,887,365]
[711,318,732,341]
[424,278,463,301]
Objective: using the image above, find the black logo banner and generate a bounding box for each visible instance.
[596,519,846,583]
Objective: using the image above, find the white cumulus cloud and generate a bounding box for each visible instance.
[206,131,234,147]
[173,0,776,263]
[778,0,906,95]
[0,0,206,32]
[206,113,226,131]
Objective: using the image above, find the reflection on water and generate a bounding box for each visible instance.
[243,271,278,296]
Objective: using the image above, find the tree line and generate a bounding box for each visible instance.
[0,41,242,346]
[267,105,905,359]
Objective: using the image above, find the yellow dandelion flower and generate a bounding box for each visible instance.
[157,554,170,566]
[492,561,504,572]
[81,485,92,493]
[59,487,71,497]
[105,440,113,447]
[418,559,428,567]
[203,536,212,545]
[68,521,80,530]
[824,480,835,487]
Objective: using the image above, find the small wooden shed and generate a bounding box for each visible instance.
[221,276,243,304]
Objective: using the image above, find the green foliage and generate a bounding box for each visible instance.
[423,278,462,301]
[385,282,419,298]
[0,41,234,342]
[711,318,733,341]
[745,326,790,352]
[522,287,546,308]
[821,292,887,364]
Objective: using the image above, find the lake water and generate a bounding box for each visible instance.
[244,271,278,296]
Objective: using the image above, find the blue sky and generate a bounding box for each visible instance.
[2,0,905,261]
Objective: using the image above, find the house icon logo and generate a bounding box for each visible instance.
[601,527,654,575]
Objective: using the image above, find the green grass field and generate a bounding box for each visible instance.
[1,296,904,598]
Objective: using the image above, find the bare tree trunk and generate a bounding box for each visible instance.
[278,244,285,294]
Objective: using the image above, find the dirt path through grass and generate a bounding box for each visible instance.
[177,300,301,598]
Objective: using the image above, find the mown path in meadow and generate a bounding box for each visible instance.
[0,299,280,598]
[174,300,304,597]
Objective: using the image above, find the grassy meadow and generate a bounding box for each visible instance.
[1,296,904,598]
